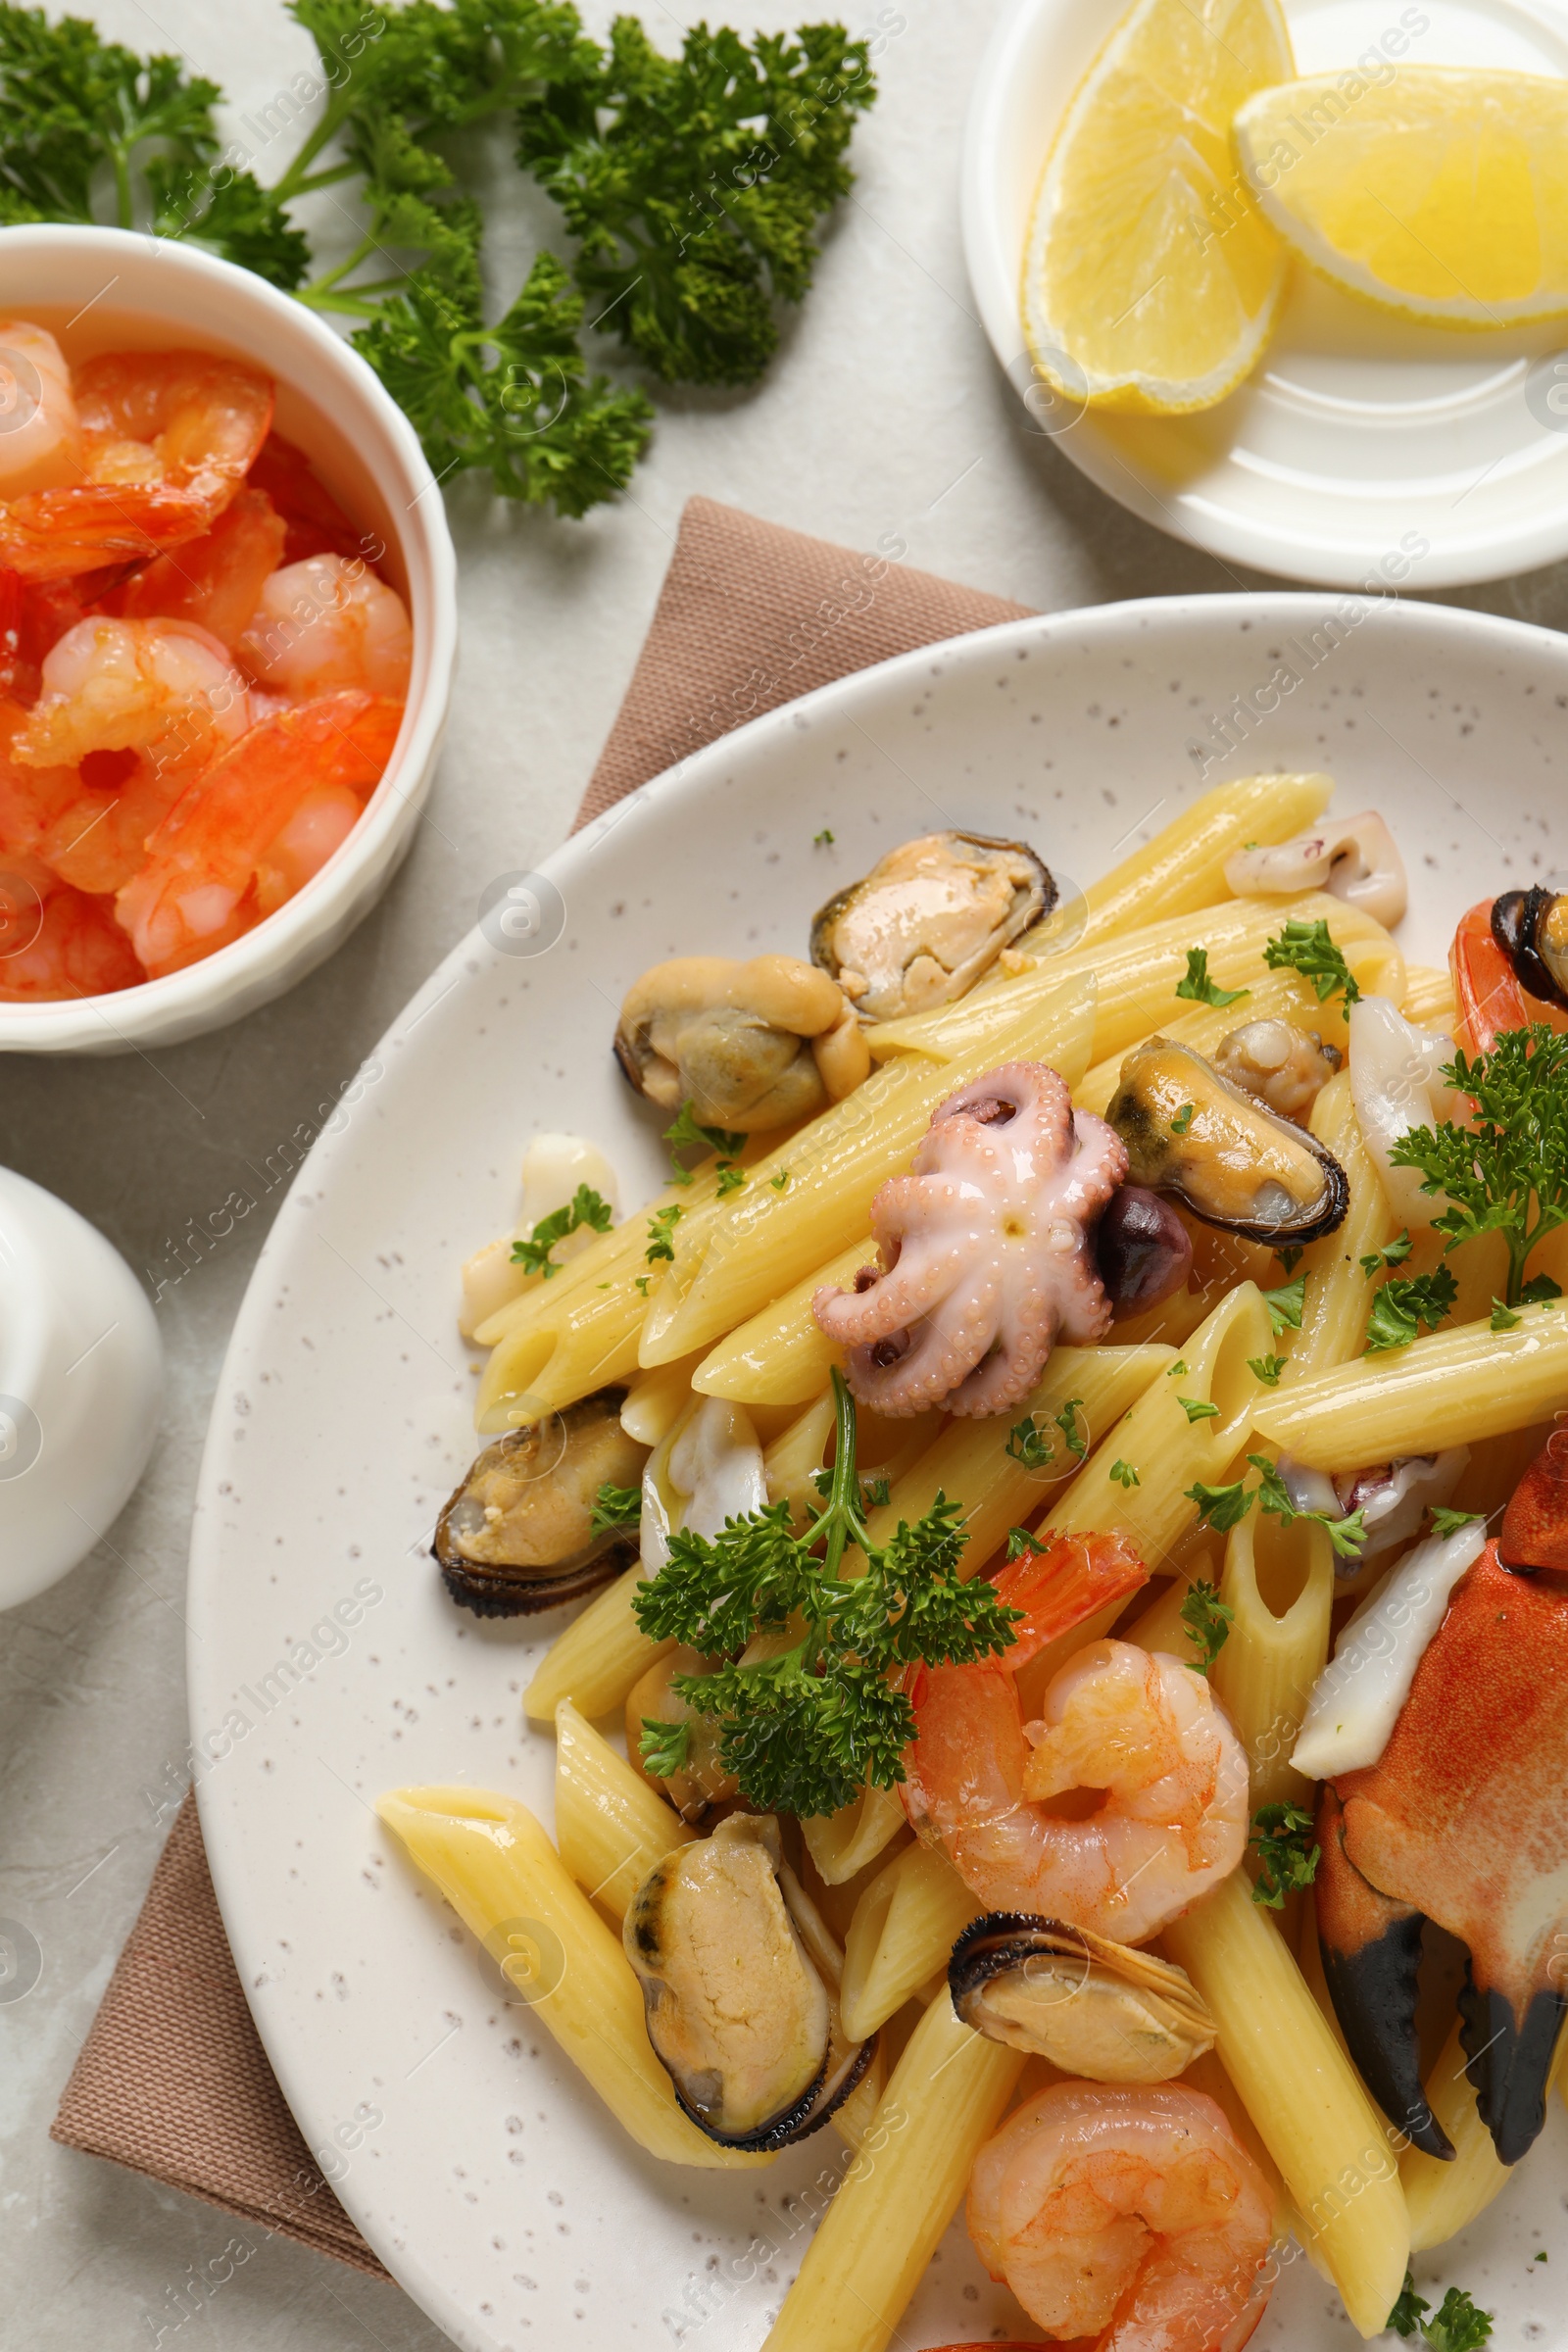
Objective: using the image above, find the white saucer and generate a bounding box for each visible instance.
[962,0,1568,587]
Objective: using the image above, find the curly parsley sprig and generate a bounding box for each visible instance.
[632,1371,1022,1818]
[1249,1800,1319,1906]
[1262,916,1361,1006]
[1390,1024,1568,1308]
[510,1181,612,1275]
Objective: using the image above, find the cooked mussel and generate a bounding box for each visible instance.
[949,1913,1216,2082]
[1492,886,1568,1012]
[613,953,867,1133]
[1105,1036,1348,1245]
[626,1644,740,1825]
[810,831,1053,1023]
[1214,1018,1342,1124]
[624,1814,872,2150]
[433,1388,649,1618]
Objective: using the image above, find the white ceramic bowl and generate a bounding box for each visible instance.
[962,0,1568,589]
[0,1164,162,1606]
[0,225,457,1054]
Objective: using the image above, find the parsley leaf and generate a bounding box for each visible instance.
[1180,1578,1234,1673]
[1004,1526,1036,1561]
[516,18,876,386]
[1185,1477,1254,1534]
[1167,1359,1190,1378]
[1175,947,1249,1008]
[1492,1298,1520,1331]
[1248,1353,1286,1386]
[1431,1505,1483,1539]
[1170,1102,1196,1136]
[813,827,834,846]
[1249,1452,1368,1558]
[1389,1025,1568,1307]
[1055,1396,1088,1461]
[590,1480,642,1536]
[1523,1271,1563,1304]
[1360,1230,1413,1279]
[1006,1415,1055,1471]
[1178,1396,1219,1424]
[1249,1801,1319,1906]
[638,1716,691,1779]
[769,1169,792,1191]
[1263,1274,1306,1335]
[664,1099,747,1183]
[1108,1458,1141,1489]
[1388,2274,1430,2338]
[1262,915,1361,1005]
[1365,1267,1458,1353]
[645,1202,682,1264]
[715,1163,747,1199]
[1422,2286,1493,2352]
[632,1371,1021,1816]
[1276,1244,1304,1276]
[510,1181,613,1276]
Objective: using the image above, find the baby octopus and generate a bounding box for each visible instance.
[811,1060,1127,1418]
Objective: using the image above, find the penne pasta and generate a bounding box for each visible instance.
[640,975,1099,1368]
[524,1559,670,1725]
[838,1840,982,2043]
[1162,1871,1410,2338]
[1210,1511,1333,1811]
[870,892,1400,1075]
[377,1786,767,2171]
[763,1391,839,1520]
[1076,772,1334,945]
[856,1342,1175,1578]
[1076,965,1367,1119]
[1120,1545,1220,1660]
[1280,1071,1396,1385]
[694,1239,865,1404]
[1400,962,1457,1033]
[1400,2017,1508,2254]
[803,1782,910,1888]
[1251,1300,1568,1469]
[553,1696,694,1921]
[761,1994,1026,2352]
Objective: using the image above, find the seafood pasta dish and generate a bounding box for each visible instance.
[378,780,1568,2351]
[0,321,410,998]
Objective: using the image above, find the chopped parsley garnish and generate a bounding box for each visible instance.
[634,1273,652,1297]
[1170,1102,1196,1136]
[644,1201,682,1264]
[715,1163,748,1199]
[1178,1396,1219,1424]
[1276,1245,1304,1276]
[813,827,835,846]
[639,1717,691,1779]
[510,1182,613,1276]
[1108,1458,1141,1489]
[1007,1399,1086,1471]
[1004,1526,1037,1561]
[1262,916,1361,1005]
[663,1100,746,1185]
[1249,1802,1319,1907]
[590,1481,642,1537]
[769,1169,792,1191]
[1389,1025,1568,1307]
[1249,1451,1367,1558]
[1414,2286,1493,2352]
[1184,1477,1253,1534]
[1055,1397,1088,1460]
[1364,1267,1457,1353]
[1431,1505,1483,1539]
[1175,947,1249,1008]
[632,1371,1022,1816]
[1180,1579,1233,1674]
[1263,1274,1307,1335]
[1389,2275,1430,2339]
[1359,1230,1413,1279]
[1492,1298,1521,1331]
[1167,1359,1190,1378]
[1248,1353,1286,1386]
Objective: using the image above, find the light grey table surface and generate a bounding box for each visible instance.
[2,2,1563,2346]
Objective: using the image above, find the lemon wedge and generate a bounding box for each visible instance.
[1234,69,1568,325]
[1023,0,1294,415]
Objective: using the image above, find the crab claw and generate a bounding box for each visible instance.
[1316,1785,1451,2158]
[1316,1520,1568,2165]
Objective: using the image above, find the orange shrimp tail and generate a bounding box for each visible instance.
[1450,897,1568,1057]
[992,1529,1149,1668]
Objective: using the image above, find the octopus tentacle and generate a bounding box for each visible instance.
[811,1059,1127,1417]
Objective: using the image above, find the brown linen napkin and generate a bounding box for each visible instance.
[51,494,1037,2272]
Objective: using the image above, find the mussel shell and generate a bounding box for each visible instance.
[1493,887,1568,1012]
[809,830,1054,1023]
[948,1912,1215,2082]
[1106,1037,1348,1246]
[672,2008,875,2154]
[433,1388,646,1619]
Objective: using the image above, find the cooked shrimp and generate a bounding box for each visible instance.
[237,554,413,700]
[0,858,142,1001]
[0,322,83,496]
[246,431,367,564]
[11,616,254,893]
[967,2082,1274,2352]
[116,689,402,975]
[0,349,271,582]
[116,487,288,647]
[906,1540,1248,1941]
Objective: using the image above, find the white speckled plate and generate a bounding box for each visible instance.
[189,593,1568,2352]
[962,0,1568,589]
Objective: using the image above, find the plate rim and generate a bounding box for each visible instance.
[959,0,1568,591]
[187,584,1568,2342]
